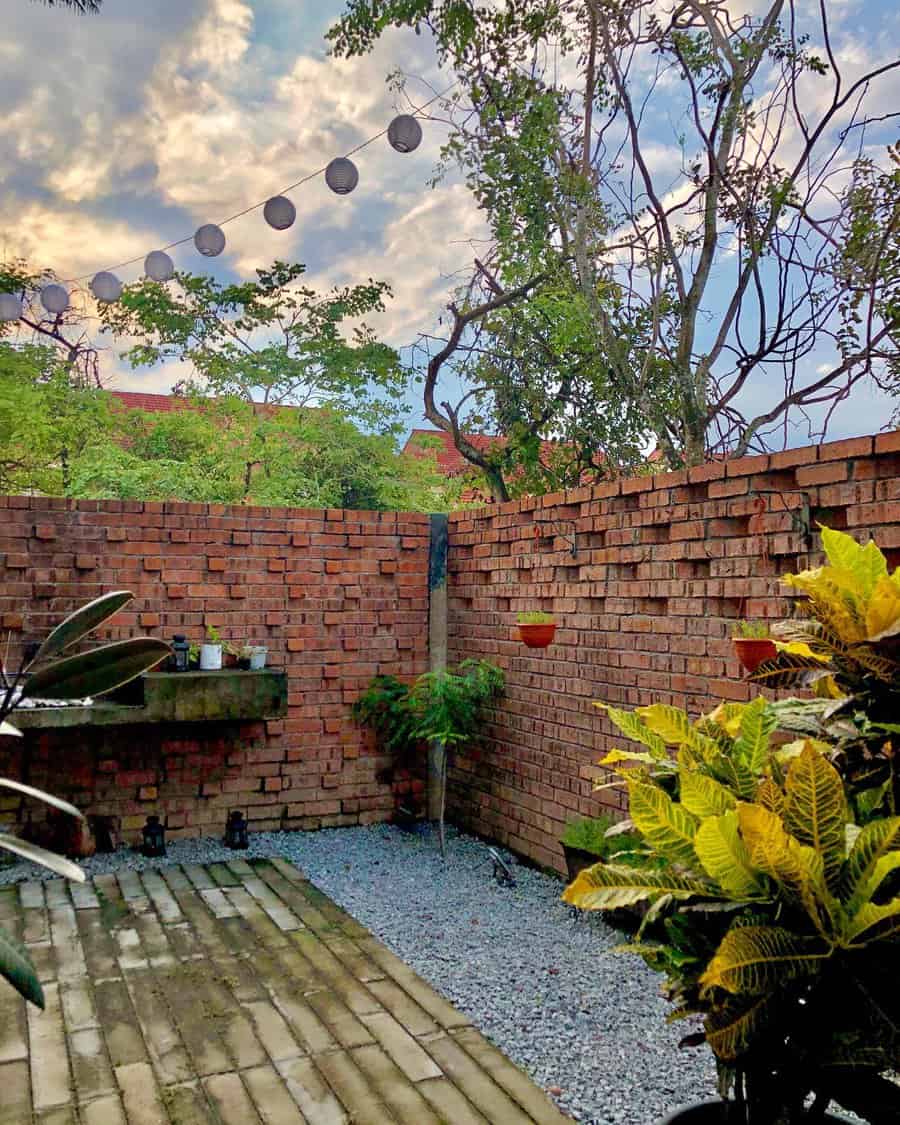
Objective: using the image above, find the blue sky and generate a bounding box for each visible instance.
[2,0,898,448]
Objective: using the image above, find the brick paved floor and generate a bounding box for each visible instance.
[0,857,569,1124]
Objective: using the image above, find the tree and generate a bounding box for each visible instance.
[100,261,409,432]
[30,1,102,12]
[330,1,900,477]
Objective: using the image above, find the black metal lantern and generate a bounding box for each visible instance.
[387,114,422,153]
[142,815,166,857]
[225,810,249,850]
[171,634,190,672]
[324,157,359,195]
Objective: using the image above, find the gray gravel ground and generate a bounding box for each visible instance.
[0,822,718,1123]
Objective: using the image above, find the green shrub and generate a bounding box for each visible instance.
[561,815,641,858]
[731,620,769,639]
[517,611,555,624]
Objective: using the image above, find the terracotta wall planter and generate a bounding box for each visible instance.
[518,622,557,648]
[732,637,776,674]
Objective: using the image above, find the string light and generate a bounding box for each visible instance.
[324,157,359,195]
[0,293,22,321]
[90,271,123,303]
[263,196,296,230]
[194,224,226,257]
[40,284,69,314]
[145,250,175,282]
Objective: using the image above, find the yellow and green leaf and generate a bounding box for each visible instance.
[705,993,779,1061]
[700,925,829,996]
[633,704,720,757]
[694,812,767,898]
[820,525,887,599]
[733,697,777,776]
[679,772,737,818]
[595,703,668,759]
[562,863,721,911]
[841,816,900,909]
[844,898,900,944]
[783,744,848,889]
[627,781,700,868]
[865,574,900,641]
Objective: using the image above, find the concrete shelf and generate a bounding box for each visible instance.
[11,669,288,729]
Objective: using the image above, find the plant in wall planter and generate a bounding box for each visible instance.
[200,624,223,671]
[517,611,557,648]
[730,620,775,674]
[353,660,504,856]
[565,691,900,1124]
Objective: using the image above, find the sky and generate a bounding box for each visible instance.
[1,0,898,448]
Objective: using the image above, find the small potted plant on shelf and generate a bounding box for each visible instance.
[237,644,252,671]
[200,624,223,671]
[560,813,641,881]
[517,610,557,648]
[730,620,775,674]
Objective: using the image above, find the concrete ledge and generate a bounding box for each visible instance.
[12,670,288,729]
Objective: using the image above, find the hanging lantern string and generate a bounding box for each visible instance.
[61,80,459,286]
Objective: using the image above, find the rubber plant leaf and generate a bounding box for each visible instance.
[679,772,737,818]
[0,925,44,1008]
[841,816,900,909]
[594,703,667,759]
[783,744,848,891]
[694,812,766,899]
[31,590,133,666]
[627,781,700,868]
[0,834,85,881]
[699,924,829,996]
[22,638,170,700]
[562,862,722,911]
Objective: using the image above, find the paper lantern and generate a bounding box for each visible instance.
[264,195,296,230]
[145,250,175,282]
[194,223,226,257]
[387,114,422,153]
[90,271,123,304]
[0,293,22,322]
[40,284,69,315]
[325,157,359,195]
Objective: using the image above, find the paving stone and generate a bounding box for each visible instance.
[50,903,89,981]
[60,979,99,1032]
[242,1063,309,1125]
[115,1061,168,1125]
[315,1049,397,1125]
[237,874,303,932]
[423,1033,536,1124]
[351,1043,443,1124]
[70,881,101,910]
[0,1058,32,1125]
[203,1072,263,1124]
[243,999,305,1063]
[364,979,439,1038]
[206,862,240,887]
[158,1082,218,1125]
[452,1025,569,1124]
[304,988,375,1050]
[120,966,193,1085]
[35,1106,77,1125]
[69,1026,117,1103]
[360,1011,442,1082]
[417,1076,490,1125]
[44,879,70,908]
[140,870,183,924]
[199,887,240,919]
[94,979,148,1067]
[0,981,28,1062]
[322,936,385,984]
[276,1056,348,1125]
[27,980,72,1110]
[182,865,216,890]
[290,931,381,1015]
[0,886,20,920]
[358,938,472,1030]
[80,1093,128,1125]
[269,988,337,1056]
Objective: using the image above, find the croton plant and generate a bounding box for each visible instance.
[565,528,900,1123]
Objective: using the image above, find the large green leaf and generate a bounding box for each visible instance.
[842,817,900,909]
[694,812,766,898]
[0,924,43,1008]
[700,924,829,996]
[845,899,900,944]
[628,781,699,868]
[31,590,133,666]
[820,526,887,599]
[783,744,847,889]
[562,862,721,911]
[705,993,778,1061]
[634,704,720,757]
[679,772,736,818]
[0,835,85,881]
[0,780,83,820]
[733,697,777,776]
[22,638,170,700]
[596,703,667,759]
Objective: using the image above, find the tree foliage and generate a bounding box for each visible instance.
[331,1,900,481]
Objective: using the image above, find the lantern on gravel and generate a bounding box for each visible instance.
[325,157,359,195]
[40,284,69,315]
[145,250,175,282]
[0,293,22,321]
[263,195,296,230]
[194,223,226,257]
[90,271,123,304]
[142,815,166,858]
[387,114,422,153]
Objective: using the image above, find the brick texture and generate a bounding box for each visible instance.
[445,438,900,873]
[0,497,430,842]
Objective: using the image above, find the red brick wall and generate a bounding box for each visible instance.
[0,496,430,843]
[445,433,900,873]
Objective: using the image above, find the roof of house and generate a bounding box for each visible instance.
[403,428,564,477]
[109,390,191,413]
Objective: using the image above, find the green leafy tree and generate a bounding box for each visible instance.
[331,1,899,478]
[100,262,409,432]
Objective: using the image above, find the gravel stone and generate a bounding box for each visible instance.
[0,822,718,1122]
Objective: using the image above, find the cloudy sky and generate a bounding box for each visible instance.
[2,0,897,446]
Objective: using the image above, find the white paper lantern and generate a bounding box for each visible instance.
[40,284,69,315]
[194,223,226,257]
[90,271,123,304]
[325,157,359,195]
[0,293,22,322]
[387,114,422,153]
[145,250,175,282]
[264,195,296,231]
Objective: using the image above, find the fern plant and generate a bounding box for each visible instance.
[0,591,169,1008]
[353,660,504,854]
[567,697,900,1123]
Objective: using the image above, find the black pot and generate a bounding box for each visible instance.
[657,1100,853,1123]
[562,843,601,883]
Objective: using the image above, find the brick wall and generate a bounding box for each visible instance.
[0,496,430,844]
[445,432,900,873]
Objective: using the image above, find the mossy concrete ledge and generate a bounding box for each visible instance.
[11,669,288,729]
